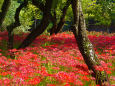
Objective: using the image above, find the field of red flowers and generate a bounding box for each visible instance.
[0,31,115,86]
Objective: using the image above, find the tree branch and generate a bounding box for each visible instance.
[32,0,45,11]
[52,0,72,34]
[0,0,11,28]
[18,0,53,49]
[7,0,28,31]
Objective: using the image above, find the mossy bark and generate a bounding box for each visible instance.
[71,0,110,85]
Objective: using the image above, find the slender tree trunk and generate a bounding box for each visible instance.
[6,0,28,58]
[49,11,57,35]
[71,0,110,85]
[50,0,71,35]
[7,0,28,50]
[18,0,53,49]
[7,29,14,49]
[0,0,11,29]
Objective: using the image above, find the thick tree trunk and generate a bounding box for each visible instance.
[0,0,11,29]
[71,0,110,86]
[18,0,53,49]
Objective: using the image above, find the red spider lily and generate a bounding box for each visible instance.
[75,80,83,86]
[0,53,2,56]
[96,85,100,86]
[64,83,71,86]
[0,72,9,76]
[94,65,104,71]
[28,77,41,85]
[56,71,75,83]
[106,70,112,74]
[81,75,90,81]
[0,32,114,85]
[9,48,18,52]
[3,78,10,85]
[13,72,22,77]
[40,66,50,76]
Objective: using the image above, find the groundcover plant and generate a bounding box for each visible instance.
[0,31,114,86]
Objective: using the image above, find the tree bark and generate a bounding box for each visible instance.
[71,0,110,85]
[0,0,11,29]
[32,0,45,11]
[49,11,57,35]
[5,0,28,59]
[7,0,28,50]
[50,0,72,35]
[18,0,53,49]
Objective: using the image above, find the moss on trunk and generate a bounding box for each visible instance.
[71,0,110,85]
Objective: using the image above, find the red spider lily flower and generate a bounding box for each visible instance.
[106,70,112,74]
[64,83,71,86]
[3,78,10,85]
[74,57,83,60]
[96,85,100,86]
[28,77,41,85]
[1,72,9,76]
[56,71,74,83]
[40,67,50,76]
[13,72,22,77]
[0,37,2,41]
[0,53,2,56]
[81,75,90,81]
[9,48,18,52]
[94,65,104,71]
[75,80,83,86]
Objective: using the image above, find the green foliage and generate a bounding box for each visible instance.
[0,0,4,12]
[2,0,42,33]
[82,0,114,26]
[65,5,73,22]
[17,3,42,33]
[52,0,66,9]
[2,1,19,30]
[51,0,67,22]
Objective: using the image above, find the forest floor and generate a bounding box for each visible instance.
[0,31,115,86]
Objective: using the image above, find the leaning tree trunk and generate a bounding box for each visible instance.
[71,0,110,86]
[50,0,71,35]
[7,0,28,58]
[18,0,53,49]
[0,0,11,29]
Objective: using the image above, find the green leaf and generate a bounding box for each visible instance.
[52,0,59,9]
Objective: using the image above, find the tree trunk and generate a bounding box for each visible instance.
[50,0,71,35]
[18,0,53,49]
[0,0,11,29]
[7,0,28,50]
[71,0,110,85]
[6,0,28,59]
[49,11,57,35]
